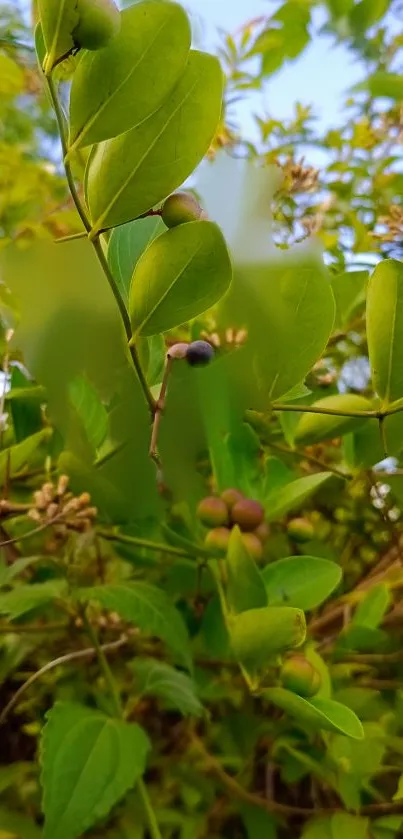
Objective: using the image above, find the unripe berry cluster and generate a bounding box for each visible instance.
[197,489,269,561]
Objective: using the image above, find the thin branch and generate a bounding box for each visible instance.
[191,736,403,818]
[97,527,198,561]
[54,231,87,244]
[271,402,378,418]
[45,76,155,417]
[0,512,65,547]
[0,635,128,726]
[149,355,173,468]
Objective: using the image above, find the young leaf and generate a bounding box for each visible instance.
[264,688,364,739]
[40,702,150,839]
[229,606,306,672]
[0,580,67,619]
[0,428,52,486]
[68,375,108,453]
[352,583,391,629]
[131,658,203,717]
[262,557,342,611]
[331,813,369,839]
[367,259,403,406]
[226,526,267,614]
[87,50,223,236]
[69,1,190,150]
[293,394,372,445]
[38,0,78,75]
[129,221,232,337]
[80,583,192,670]
[266,472,333,521]
[108,216,165,307]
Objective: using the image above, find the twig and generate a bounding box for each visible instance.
[0,635,128,726]
[97,527,198,561]
[0,512,65,547]
[54,231,87,244]
[149,355,173,468]
[45,76,155,417]
[191,735,403,818]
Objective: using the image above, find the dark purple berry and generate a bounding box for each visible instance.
[186,341,214,367]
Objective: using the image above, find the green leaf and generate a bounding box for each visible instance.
[0,53,24,97]
[259,264,335,401]
[266,472,333,521]
[0,556,50,588]
[264,688,364,739]
[362,72,403,99]
[38,0,79,74]
[0,428,52,485]
[68,1,191,150]
[68,375,108,453]
[294,394,372,445]
[130,658,203,717]
[353,583,391,629]
[81,583,192,670]
[0,806,41,839]
[394,774,403,801]
[226,526,267,614]
[108,216,165,307]
[229,606,306,673]
[301,816,333,839]
[262,556,342,611]
[87,50,223,236]
[40,702,150,839]
[331,813,369,839]
[367,259,403,407]
[331,269,368,330]
[129,220,232,336]
[240,803,277,839]
[0,580,67,619]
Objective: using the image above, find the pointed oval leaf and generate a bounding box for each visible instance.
[129,220,232,337]
[0,580,67,619]
[0,428,52,485]
[108,216,165,306]
[226,526,267,614]
[262,556,342,611]
[130,658,203,717]
[86,50,223,236]
[367,259,403,406]
[264,688,364,739]
[294,394,373,445]
[41,702,150,839]
[352,583,391,630]
[38,0,78,74]
[69,1,191,150]
[266,472,333,521]
[229,606,306,672]
[80,582,192,670]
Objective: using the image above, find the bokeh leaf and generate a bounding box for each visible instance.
[266,473,333,520]
[68,375,108,453]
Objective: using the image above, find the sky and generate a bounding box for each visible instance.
[183,0,364,136]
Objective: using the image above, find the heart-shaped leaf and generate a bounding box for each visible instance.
[41,702,150,839]
[108,216,165,307]
[262,556,342,611]
[129,220,232,337]
[86,50,223,236]
[264,688,364,739]
[80,583,192,670]
[367,259,403,407]
[68,1,191,150]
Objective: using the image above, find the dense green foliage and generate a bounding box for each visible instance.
[1,1,403,837]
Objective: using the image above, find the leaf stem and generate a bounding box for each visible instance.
[137,779,163,839]
[97,527,199,561]
[45,75,155,416]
